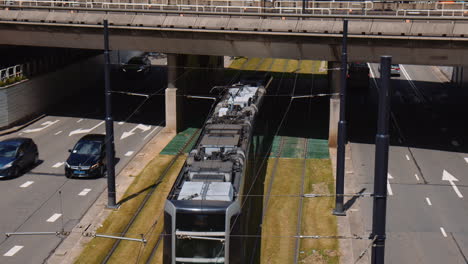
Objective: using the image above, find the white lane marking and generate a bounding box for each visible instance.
[120,124,152,140]
[23,120,60,133]
[414,174,420,181]
[118,121,125,125]
[125,151,134,157]
[54,130,63,135]
[451,140,460,147]
[46,213,62,223]
[368,63,379,88]
[405,155,410,161]
[69,121,104,136]
[52,162,65,168]
[440,227,447,237]
[18,132,23,136]
[79,188,92,196]
[442,170,463,198]
[387,173,394,196]
[3,245,24,256]
[425,197,432,206]
[77,119,83,123]
[465,157,468,164]
[20,181,34,188]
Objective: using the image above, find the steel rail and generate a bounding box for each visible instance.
[2,3,468,20]
[293,137,309,264]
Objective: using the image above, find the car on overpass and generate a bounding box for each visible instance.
[65,134,106,178]
[0,138,39,179]
[378,64,401,76]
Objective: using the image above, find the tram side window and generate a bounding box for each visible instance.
[176,213,225,232]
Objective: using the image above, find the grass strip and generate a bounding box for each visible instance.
[261,159,303,264]
[299,159,339,264]
[74,154,186,264]
[260,158,338,264]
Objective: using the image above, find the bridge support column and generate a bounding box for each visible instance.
[328,61,341,148]
[165,54,183,133]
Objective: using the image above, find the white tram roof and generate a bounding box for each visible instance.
[178,182,234,201]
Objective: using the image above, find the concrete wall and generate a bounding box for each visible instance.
[0,54,104,128]
[0,50,143,129]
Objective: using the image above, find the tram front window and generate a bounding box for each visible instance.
[176,238,225,261]
[176,213,225,231]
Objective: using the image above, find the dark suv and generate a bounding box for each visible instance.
[0,138,38,179]
[65,134,106,178]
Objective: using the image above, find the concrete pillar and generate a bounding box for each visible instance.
[165,54,183,133]
[328,61,341,148]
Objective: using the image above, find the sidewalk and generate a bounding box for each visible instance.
[46,128,175,264]
[330,146,370,264]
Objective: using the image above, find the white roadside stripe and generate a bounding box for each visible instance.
[77,119,83,123]
[20,181,34,188]
[425,197,432,206]
[144,126,159,140]
[414,174,420,181]
[54,131,63,135]
[440,227,447,237]
[52,162,64,168]
[125,151,134,157]
[405,155,410,161]
[46,213,62,223]
[78,188,92,196]
[3,246,23,256]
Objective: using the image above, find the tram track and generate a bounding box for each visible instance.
[293,137,309,264]
[101,128,202,264]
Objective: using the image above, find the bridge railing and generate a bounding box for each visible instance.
[1,0,468,17]
[0,65,23,85]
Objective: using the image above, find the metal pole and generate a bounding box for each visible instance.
[104,20,118,209]
[333,19,348,216]
[370,55,392,264]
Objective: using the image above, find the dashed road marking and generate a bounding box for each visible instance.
[425,197,432,206]
[18,132,23,136]
[78,188,92,196]
[46,213,62,223]
[440,227,447,237]
[3,245,23,256]
[125,151,134,157]
[118,121,125,125]
[77,119,83,123]
[414,174,420,181]
[405,155,410,161]
[54,131,63,135]
[387,173,394,196]
[52,162,64,168]
[465,157,468,164]
[20,181,34,188]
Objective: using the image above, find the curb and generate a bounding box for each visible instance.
[0,114,46,136]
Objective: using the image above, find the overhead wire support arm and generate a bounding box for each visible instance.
[94,234,147,244]
[186,95,217,101]
[5,231,61,237]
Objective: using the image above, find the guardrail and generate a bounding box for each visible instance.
[0,65,23,83]
[1,0,468,17]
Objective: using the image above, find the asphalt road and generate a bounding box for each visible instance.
[0,62,166,263]
[348,64,468,263]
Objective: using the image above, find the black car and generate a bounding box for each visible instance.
[0,138,39,179]
[121,55,151,77]
[65,134,106,178]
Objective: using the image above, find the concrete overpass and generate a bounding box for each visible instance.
[1,3,467,145]
[0,7,467,65]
